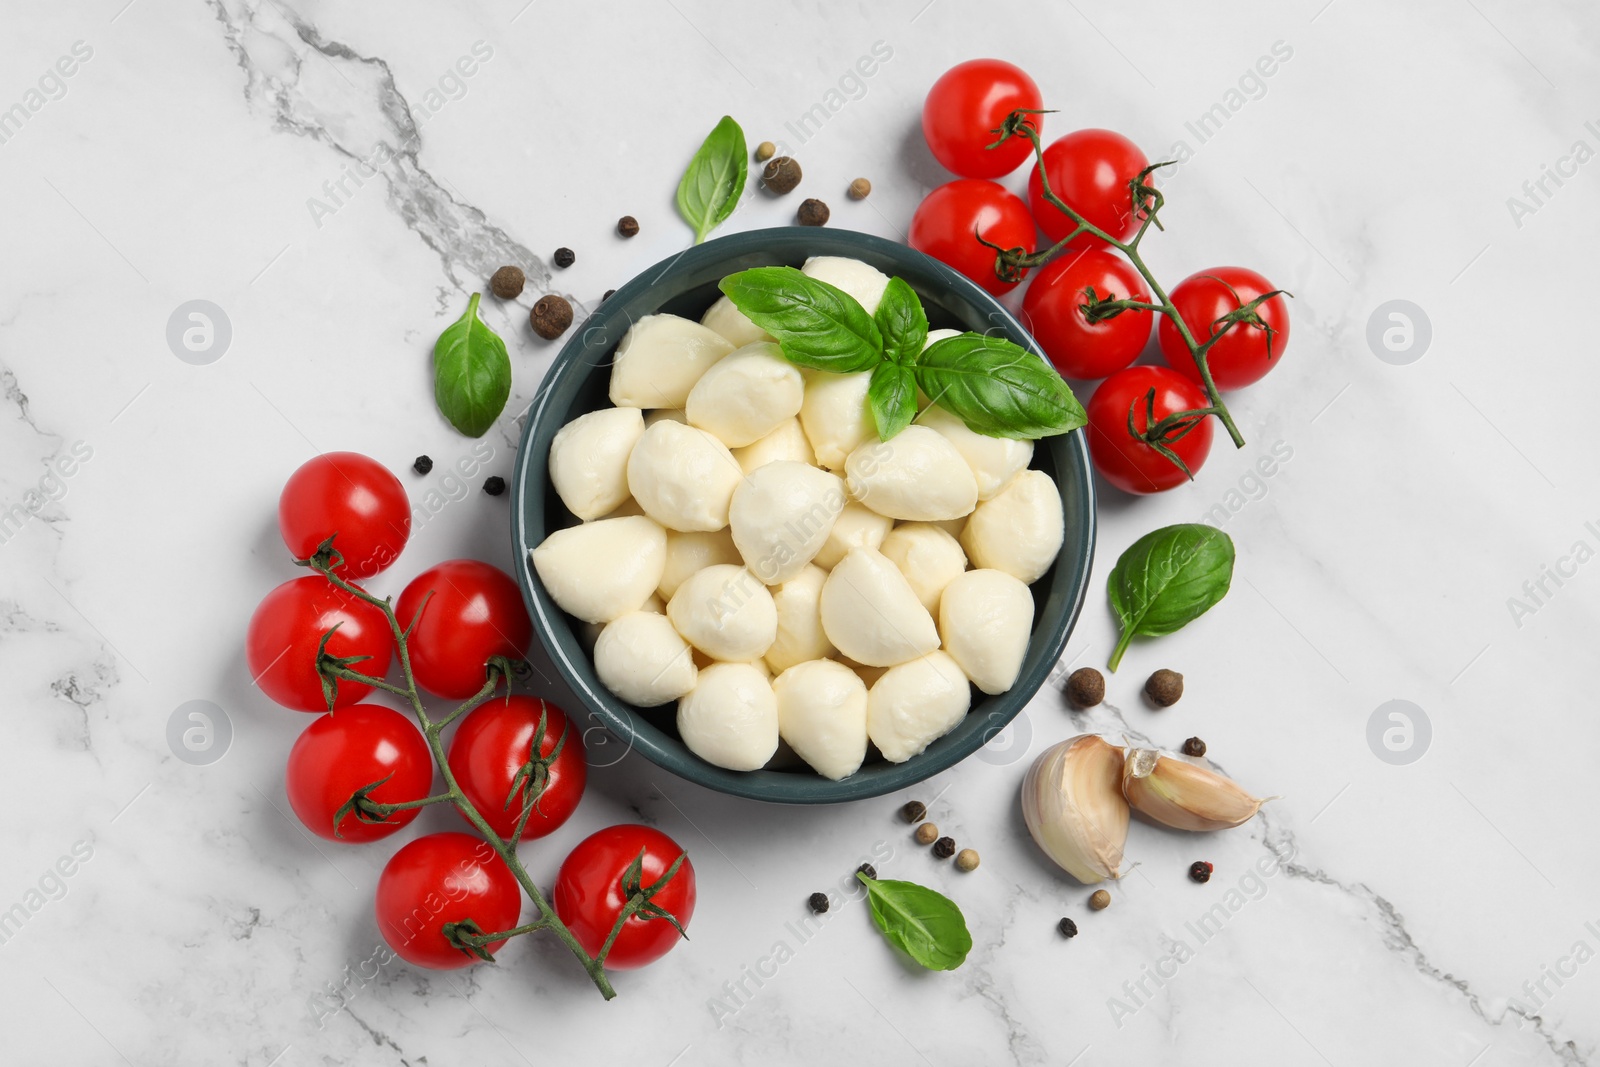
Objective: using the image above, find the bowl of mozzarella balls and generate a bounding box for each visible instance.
[512,227,1094,803]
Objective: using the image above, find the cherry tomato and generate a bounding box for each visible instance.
[1021,249,1153,380]
[554,825,695,970]
[1028,129,1150,248]
[447,696,586,841]
[286,703,433,842]
[1086,366,1214,494]
[278,452,410,579]
[246,576,393,712]
[921,59,1043,179]
[1158,267,1291,391]
[909,179,1037,295]
[376,832,521,969]
[395,560,532,700]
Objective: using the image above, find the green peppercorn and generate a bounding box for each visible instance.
[914,822,939,845]
[754,141,776,163]
[955,849,979,872]
[1089,889,1111,911]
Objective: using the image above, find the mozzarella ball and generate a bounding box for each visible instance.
[811,501,893,570]
[819,547,939,667]
[844,425,978,522]
[733,417,815,474]
[644,408,687,426]
[799,370,874,470]
[530,515,666,623]
[764,564,834,674]
[626,420,744,532]
[548,407,645,521]
[667,564,777,662]
[961,469,1064,583]
[773,660,869,780]
[685,343,805,448]
[729,462,846,585]
[915,329,962,409]
[609,314,736,409]
[867,651,972,763]
[917,403,1034,501]
[930,516,966,539]
[600,497,647,519]
[594,611,698,707]
[701,294,774,348]
[938,569,1034,694]
[659,529,742,600]
[879,522,968,615]
[677,663,779,772]
[801,256,890,315]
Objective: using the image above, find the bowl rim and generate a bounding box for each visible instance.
[510,226,1096,804]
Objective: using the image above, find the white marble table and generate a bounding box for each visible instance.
[2,1,1595,1064]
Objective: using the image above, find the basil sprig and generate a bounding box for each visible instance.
[720,266,1082,441]
[856,872,971,971]
[676,115,747,245]
[1107,523,1235,671]
[433,292,511,438]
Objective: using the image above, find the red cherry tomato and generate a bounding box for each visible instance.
[286,703,433,842]
[1021,249,1153,380]
[1028,129,1150,248]
[1158,267,1291,391]
[909,179,1037,295]
[278,452,410,579]
[921,59,1043,179]
[376,832,521,969]
[1086,366,1214,494]
[246,576,393,712]
[554,825,695,970]
[395,560,532,700]
[447,696,586,841]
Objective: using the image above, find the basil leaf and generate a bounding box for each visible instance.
[856,873,971,971]
[867,362,916,441]
[914,333,1085,440]
[1107,523,1235,671]
[433,292,511,438]
[719,266,882,373]
[874,276,928,366]
[676,115,747,245]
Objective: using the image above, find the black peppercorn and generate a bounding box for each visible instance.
[1058,917,1079,938]
[1145,669,1184,707]
[602,289,616,301]
[530,294,573,340]
[1066,667,1104,708]
[489,265,524,299]
[616,216,639,238]
[1182,736,1207,757]
[1188,860,1214,884]
[762,156,802,195]
[807,892,830,914]
[797,198,829,227]
[932,837,956,859]
[856,863,877,880]
[553,246,575,268]
[900,801,926,824]
[412,455,433,475]
[483,476,505,496]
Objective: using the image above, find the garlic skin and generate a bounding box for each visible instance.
[548,406,645,520]
[866,651,971,762]
[609,314,736,408]
[1122,748,1266,831]
[677,662,779,772]
[530,515,667,624]
[772,659,869,780]
[1021,735,1130,884]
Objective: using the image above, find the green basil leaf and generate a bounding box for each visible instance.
[856,873,971,971]
[874,276,928,366]
[676,115,747,245]
[867,361,916,441]
[719,266,882,373]
[1107,523,1235,671]
[914,333,1085,440]
[433,292,511,438]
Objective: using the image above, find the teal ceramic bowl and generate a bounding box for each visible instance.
[511,227,1095,803]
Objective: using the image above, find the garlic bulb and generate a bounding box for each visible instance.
[1021,735,1129,884]
[1122,748,1266,831]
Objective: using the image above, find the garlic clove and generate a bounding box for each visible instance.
[1021,735,1129,884]
[1122,747,1266,831]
